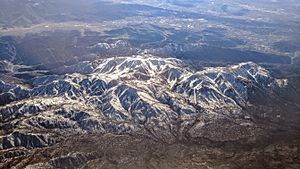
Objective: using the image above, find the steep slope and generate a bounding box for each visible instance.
[1,55,299,168]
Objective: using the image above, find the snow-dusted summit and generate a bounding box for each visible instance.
[0,55,285,147]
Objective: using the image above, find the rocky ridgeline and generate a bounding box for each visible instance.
[0,55,287,164]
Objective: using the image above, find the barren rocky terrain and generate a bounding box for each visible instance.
[0,0,300,169]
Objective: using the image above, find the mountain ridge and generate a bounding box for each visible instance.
[1,55,300,169]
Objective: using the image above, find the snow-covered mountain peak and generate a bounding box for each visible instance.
[1,55,293,158]
[94,55,184,75]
